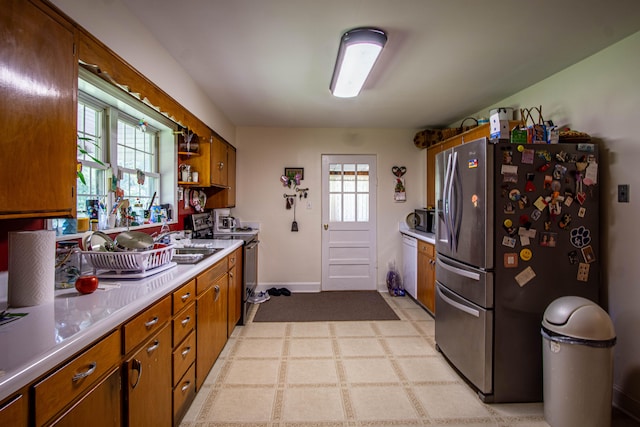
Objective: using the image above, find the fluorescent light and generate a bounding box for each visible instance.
[330,28,387,98]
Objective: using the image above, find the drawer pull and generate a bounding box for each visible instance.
[181,346,192,358]
[181,316,191,327]
[181,381,191,393]
[147,339,160,354]
[214,285,220,302]
[144,316,159,328]
[72,362,97,382]
[131,359,142,389]
[180,292,191,302]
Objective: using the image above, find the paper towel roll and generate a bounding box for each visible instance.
[8,230,56,307]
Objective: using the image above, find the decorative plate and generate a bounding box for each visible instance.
[406,212,420,229]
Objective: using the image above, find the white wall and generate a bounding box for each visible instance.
[232,127,423,291]
[50,0,236,143]
[463,31,640,418]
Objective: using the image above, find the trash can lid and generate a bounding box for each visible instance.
[542,296,615,340]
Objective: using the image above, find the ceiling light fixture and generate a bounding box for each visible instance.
[330,27,387,98]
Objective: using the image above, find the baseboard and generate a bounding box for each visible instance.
[613,385,640,422]
[257,282,321,293]
[257,283,390,294]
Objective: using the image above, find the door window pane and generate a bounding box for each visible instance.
[329,194,342,221]
[328,162,371,223]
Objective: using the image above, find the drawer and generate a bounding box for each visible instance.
[33,329,121,426]
[172,330,196,387]
[172,279,196,314]
[196,258,227,295]
[228,247,240,269]
[123,296,171,354]
[172,302,196,347]
[418,241,434,257]
[173,363,196,426]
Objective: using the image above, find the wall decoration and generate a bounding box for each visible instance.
[284,167,304,187]
[280,170,309,232]
[393,166,407,202]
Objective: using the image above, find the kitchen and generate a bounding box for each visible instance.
[1,0,640,425]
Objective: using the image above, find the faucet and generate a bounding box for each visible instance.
[152,230,184,244]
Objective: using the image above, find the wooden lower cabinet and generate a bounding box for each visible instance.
[417,241,436,315]
[8,254,243,427]
[196,270,228,390]
[124,324,172,427]
[227,247,243,336]
[49,367,121,427]
[0,389,28,427]
[33,330,122,426]
[171,280,197,426]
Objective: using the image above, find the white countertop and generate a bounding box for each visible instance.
[399,223,436,244]
[0,239,243,401]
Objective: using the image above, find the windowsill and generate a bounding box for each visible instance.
[54,220,177,242]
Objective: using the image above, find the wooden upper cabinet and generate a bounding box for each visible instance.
[0,0,77,219]
[425,122,519,208]
[210,136,228,187]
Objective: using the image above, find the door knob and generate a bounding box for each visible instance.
[323,224,328,230]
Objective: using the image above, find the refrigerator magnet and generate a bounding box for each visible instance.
[515,266,536,287]
[531,208,542,221]
[540,232,558,247]
[581,245,596,263]
[570,226,591,248]
[533,196,547,211]
[578,207,586,218]
[502,236,517,248]
[519,248,533,261]
[521,148,535,164]
[568,250,579,264]
[504,253,518,268]
[558,213,572,229]
[577,263,590,282]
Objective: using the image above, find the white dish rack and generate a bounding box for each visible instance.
[81,244,176,275]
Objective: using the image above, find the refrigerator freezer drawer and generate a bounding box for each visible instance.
[436,255,493,309]
[435,283,493,396]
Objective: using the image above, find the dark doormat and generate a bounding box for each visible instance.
[252,291,400,322]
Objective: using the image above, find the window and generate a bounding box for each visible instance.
[51,69,177,236]
[329,162,370,222]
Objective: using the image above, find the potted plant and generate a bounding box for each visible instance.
[77,136,105,185]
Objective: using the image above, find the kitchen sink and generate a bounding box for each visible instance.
[172,247,221,264]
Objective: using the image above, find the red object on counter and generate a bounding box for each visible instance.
[75,275,99,294]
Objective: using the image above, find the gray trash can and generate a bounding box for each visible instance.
[541,296,616,427]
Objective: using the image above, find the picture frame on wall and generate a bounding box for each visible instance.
[284,167,304,180]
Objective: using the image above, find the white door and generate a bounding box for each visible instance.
[321,155,377,291]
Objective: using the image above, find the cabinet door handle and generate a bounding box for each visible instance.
[214,285,220,302]
[181,292,191,302]
[130,359,142,389]
[181,346,192,358]
[72,361,97,382]
[181,316,191,327]
[144,316,159,328]
[181,381,192,393]
[219,161,224,170]
[147,339,160,354]
[229,272,234,279]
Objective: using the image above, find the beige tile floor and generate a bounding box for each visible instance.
[180,293,638,427]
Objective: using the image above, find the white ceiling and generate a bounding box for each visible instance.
[121,0,640,129]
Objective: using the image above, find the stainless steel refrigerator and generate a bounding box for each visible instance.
[434,137,600,403]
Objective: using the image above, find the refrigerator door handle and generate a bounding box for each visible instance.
[449,151,460,252]
[444,152,454,251]
[437,285,480,318]
[436,257,481,281]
